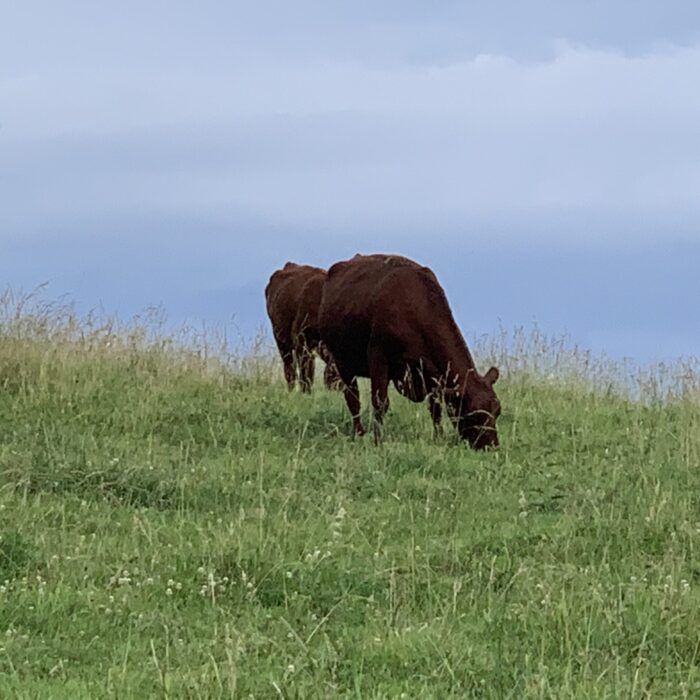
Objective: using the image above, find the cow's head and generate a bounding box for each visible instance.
[446,367,501,449]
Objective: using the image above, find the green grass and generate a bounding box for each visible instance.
[0,295,699,697]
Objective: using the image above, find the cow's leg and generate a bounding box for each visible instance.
[323,359,342,390]
[298,344,315,393]
[369,349,390,444]
[342,377,365,436]
[319,344,342,390]
[281,349,296,391]
[273,331,297,391]
[428,392,443,438]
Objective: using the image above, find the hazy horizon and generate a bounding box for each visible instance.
[3,2,699,362]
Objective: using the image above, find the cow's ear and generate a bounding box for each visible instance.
[484,366,499,385]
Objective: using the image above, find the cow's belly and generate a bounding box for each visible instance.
[322,321,371,380]
[391,361,430,402]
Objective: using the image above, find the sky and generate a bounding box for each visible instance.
[2,1,699,361]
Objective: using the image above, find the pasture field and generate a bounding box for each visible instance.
[0,298,699,698]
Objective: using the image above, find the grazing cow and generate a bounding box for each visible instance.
[319,254,501,448]
[265,262,341,392]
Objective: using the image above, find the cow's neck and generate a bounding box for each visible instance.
[427,319,477,390]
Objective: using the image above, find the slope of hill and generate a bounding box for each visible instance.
[0,295,698,697]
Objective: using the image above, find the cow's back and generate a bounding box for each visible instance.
[265,263,326,346]
[292,273,326,342]
[324,254,424,314]
[320,254,444,378]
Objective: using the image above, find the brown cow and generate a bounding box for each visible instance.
[319,254,501,448]
[265,262,340,392]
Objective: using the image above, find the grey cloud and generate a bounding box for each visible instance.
[3,2,700,360]
[3,0,700,76]
[3,44,700,236]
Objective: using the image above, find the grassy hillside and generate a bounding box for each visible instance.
[0,295,699,698]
